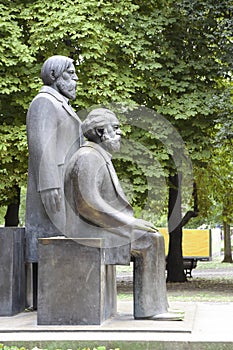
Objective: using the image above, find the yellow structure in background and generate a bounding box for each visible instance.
[159,228,221,260]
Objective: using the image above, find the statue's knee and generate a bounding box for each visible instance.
[151,231,163,239]
[149,231,165,248]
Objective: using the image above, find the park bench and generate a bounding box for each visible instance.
[183,258,197,277]
[165,257,198,278]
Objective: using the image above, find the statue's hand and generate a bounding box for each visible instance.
[40,188,62,214]
[132,218,158,232]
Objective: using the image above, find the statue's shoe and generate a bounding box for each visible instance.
[150,312,184,321]
[168,308,185,315]
[135,312,184,321]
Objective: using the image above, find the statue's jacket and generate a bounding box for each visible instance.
[25,86,82,262]
[64,142,132,265]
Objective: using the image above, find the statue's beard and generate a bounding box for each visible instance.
[101,134,121,153]
[56,79,77,100]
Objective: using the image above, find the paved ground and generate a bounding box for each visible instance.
[0,259,232,349]
[0,300,233,350]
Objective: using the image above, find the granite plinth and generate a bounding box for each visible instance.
[37,237,117,325]
[0,227,25,316]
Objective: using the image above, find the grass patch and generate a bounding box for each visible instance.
[117,293,133,301]
[117,257,233,302]
[0,345,120,350]
[116,263,133,273]
[195,258,233,270]
[117,277,233,302]
[167,276,233,302]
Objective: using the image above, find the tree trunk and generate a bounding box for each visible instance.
[4,185,20,227]
[222,221,232,263]
[181,181,199,227]
[166,172,187,282]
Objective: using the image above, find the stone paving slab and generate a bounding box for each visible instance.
[0,301,193,333]
[0,301,233,347]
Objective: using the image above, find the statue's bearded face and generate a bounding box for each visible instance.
[100,116,122,153]
[55,63,77,100]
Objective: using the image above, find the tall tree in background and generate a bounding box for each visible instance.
[164,0,233,280]
[117,0,233,280]
[0,0,232,276]
[0,2,34,225]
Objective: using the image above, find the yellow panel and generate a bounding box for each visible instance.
[183,229,210,257]
[159,228,210,258]
[159,228,169,255]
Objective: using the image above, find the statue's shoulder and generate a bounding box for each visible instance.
[32,86,64,104]
[69,142,103,163]
[79,143,104,160]
[66,144,104,180]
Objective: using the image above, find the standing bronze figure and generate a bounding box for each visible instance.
[26,55,83,308]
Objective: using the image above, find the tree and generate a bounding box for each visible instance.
[214,89,233,263]
[192,114,233,263]
[0,0,141,223]
[0,0,232,278]
[0,2,35,224]
[212,137,233,263]
[118,0,233,280]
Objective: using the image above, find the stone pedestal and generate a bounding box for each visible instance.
[37,237,117,325]
[0,227,25,316]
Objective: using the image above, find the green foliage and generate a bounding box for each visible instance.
[0,123,27,204]
[0,0,232,226]
[0,346,120,350]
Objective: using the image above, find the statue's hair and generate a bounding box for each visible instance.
[82,108,117,141]
[41,55,74,85]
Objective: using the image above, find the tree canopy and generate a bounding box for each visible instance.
[0,0,232,234]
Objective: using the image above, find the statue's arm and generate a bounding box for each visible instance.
[40,188,61,214]
[73,153,134,234]
[73,152,157,234]
[27,96,61,191]
[27,96,62,213]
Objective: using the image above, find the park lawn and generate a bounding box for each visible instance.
[117,257,233,302]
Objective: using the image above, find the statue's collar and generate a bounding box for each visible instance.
[82,141,112,162]
[39,86,69,104]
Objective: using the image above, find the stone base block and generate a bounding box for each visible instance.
[37,237,117,325]
[0,227,25,316]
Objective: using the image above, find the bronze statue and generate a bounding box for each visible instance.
[26,55,83,263]
[65,108,182,320]
[25,56,83,309]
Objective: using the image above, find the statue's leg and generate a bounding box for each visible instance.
[131,231,168,318]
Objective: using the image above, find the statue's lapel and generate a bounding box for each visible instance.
[106,161,128,201]
[62,101,82,123]
[39,86,81,123]
[82,142,130,205]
